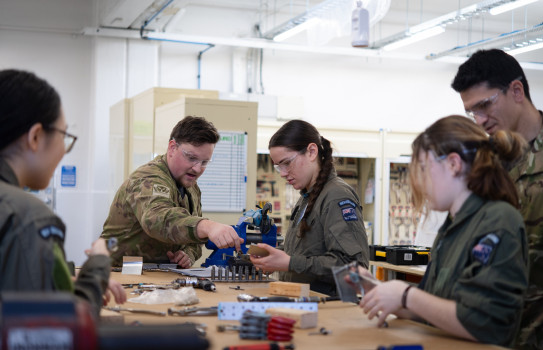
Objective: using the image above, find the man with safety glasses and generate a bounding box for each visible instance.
[452,49,542,350]
[101,116,243,268]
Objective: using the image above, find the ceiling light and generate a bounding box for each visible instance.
[273,18,320,42]
[383,26,445,51]
[489,0,540,15]
[508,41,543,55]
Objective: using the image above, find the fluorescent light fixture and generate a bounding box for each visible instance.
[383,26,445,51]
[508,40,543,55]
[489,0,539,15]
[273,18,320,42]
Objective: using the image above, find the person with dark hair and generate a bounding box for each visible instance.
[357,115,528,347]
[0,69,126,319]
[452,49,543,349]
[101,116,243,267]
[250,119,369,296]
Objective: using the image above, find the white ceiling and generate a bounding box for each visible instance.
[96,0,543,63]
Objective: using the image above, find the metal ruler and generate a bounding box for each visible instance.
[218,302,318,320]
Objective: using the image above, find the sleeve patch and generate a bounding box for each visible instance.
[152,184,171,198]
[472,233,500,265]
[39,225,65,241]
[341,207,358,221]
[338,199,357,208]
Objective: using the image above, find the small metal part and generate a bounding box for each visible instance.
[251,266,256,280]
[218,266,223,281]
[258,270,263,280]
[211,266,215,280]
[308,327,331,335]
[229,285,244,290]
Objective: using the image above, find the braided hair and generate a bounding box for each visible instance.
[409,115,527,216]
[269,120,334,236]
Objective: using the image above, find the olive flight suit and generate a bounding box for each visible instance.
[281,171,370,296]
[421,194,528,347]
[0,157,110,319]
[101,154,205,266]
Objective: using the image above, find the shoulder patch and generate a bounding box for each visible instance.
[341,206,358,221]
[39,225,65,241]
[338,199,357,208]
[472,233,500,265]
[152,184,171,198]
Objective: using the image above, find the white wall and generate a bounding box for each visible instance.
[1,0,543,264]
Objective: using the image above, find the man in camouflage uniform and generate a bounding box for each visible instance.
[101,116,243,267]
[452,49,543,349]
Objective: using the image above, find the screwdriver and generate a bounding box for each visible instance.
[223,344,294,350]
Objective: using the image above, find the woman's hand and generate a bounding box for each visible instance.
[360,279,409,327]
[249,243,290,273]
[85,238,109,257]
[103,279,127,305]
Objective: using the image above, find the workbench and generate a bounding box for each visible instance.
[102,271,504,350]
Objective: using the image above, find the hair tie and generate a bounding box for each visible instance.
[487,136,497,152]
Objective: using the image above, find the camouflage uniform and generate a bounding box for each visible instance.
[281,171,370,296]
[0,157,110,319]
[101,154,206,266]
[510,111,543,350]
[421,194,528,347]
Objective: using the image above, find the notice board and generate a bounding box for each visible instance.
[198,131,247,212]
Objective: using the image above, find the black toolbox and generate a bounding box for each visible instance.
[370,245,430,265]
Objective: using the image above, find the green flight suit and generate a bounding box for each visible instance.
[421,194,528,347]
[101,154,205,266]
[281,171,370,296]
[0,157,110,319]
[510,111,543,350]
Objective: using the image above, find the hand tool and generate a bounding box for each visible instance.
[168,306,218,316]
[237,293,338,303]
[103,306,166,316]
[173,277,216,292]
[223,344,295,350]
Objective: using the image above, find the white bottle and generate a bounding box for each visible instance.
[351,1,369,47]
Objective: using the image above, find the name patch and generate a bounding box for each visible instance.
[152,184,170,198]
[338,199,357,208]
[472,233,500,265]
[39,225,64,240]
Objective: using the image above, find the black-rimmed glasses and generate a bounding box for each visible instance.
[45,126,78,153]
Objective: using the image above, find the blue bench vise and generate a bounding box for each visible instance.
[202,203,278,267]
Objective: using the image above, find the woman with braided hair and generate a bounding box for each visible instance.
[250,119,369,296]
[356,115,528,347]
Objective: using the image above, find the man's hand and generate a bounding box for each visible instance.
[167,250,192,268]
[103,279,127,305]
[249,243,290,273]
[197,220,244,252]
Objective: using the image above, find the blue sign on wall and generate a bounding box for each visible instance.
[61,165,76,187]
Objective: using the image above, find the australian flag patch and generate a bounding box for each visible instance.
[472,233,500,265]
[338,199,358,221]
